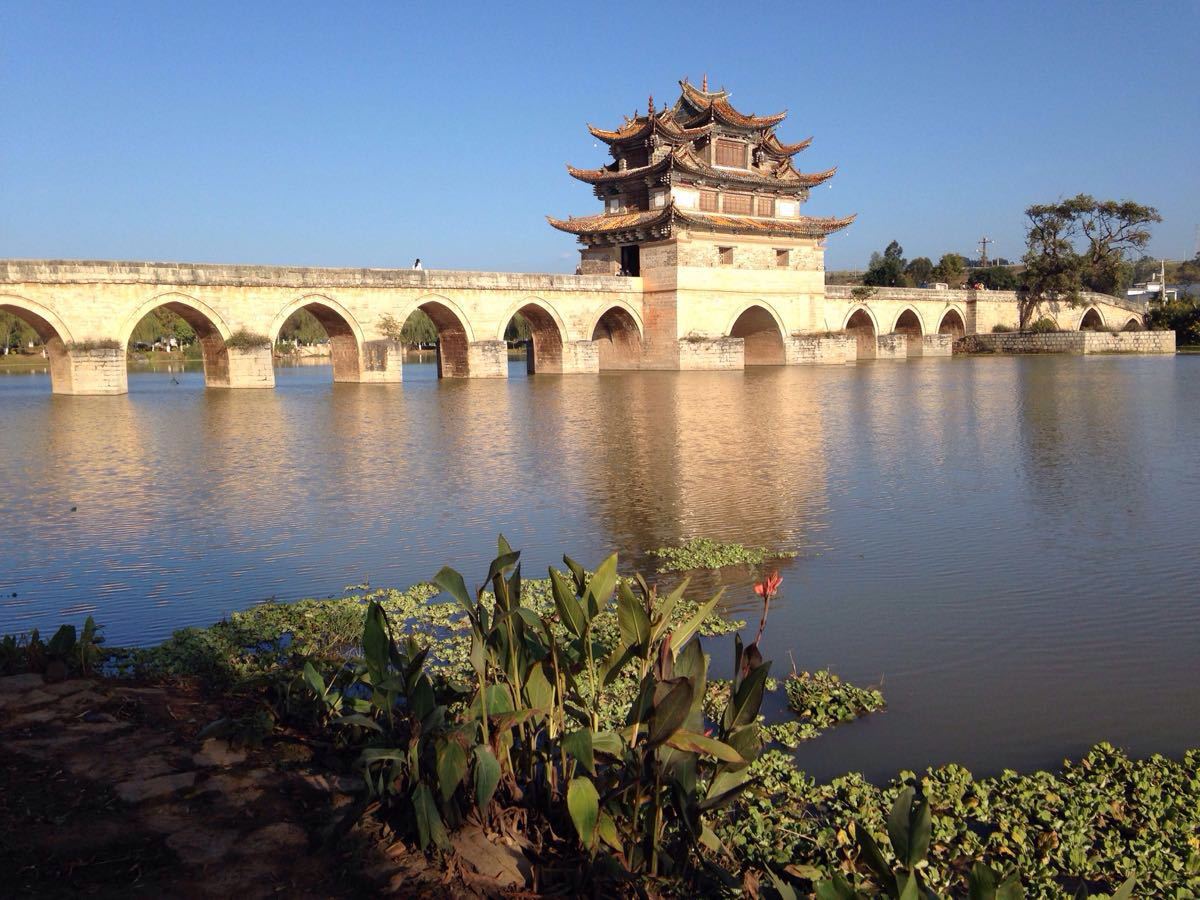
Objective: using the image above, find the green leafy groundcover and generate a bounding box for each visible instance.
[648,537,798,573]
[41,575,1200,896]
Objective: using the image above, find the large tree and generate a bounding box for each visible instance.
[931,253,966,287]
[1020,194,1160,328]
[863,240,907,286]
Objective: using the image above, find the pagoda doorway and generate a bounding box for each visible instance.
[730,305,785,366]
[619,245,640,277]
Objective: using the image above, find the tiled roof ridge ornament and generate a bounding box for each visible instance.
[702,73,707,92]
[648,94,654,119]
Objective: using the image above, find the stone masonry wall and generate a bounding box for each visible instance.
[966,331,1176,355]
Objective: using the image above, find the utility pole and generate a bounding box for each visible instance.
[977,236,993,267]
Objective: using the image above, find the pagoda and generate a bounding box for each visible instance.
[549,77,854,277]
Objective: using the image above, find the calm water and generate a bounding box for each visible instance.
[1,355,1197,781]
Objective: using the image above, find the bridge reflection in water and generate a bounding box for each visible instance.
[1,356,1197,783]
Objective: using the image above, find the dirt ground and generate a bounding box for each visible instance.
[0,673,526,898]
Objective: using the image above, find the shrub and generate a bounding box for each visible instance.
[1027,317,1059,333]
[990,323,1015,333]
[225,329,271,349]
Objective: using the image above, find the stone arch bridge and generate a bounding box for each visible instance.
[0,260,1148,394]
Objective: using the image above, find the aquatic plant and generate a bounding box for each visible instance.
[649,537,797,573]
[785,669,885,731]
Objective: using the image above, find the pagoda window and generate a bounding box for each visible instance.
[715,138,747,168]
[605,197,621,213]
[699,189,718,212]
[722,192,753,215]
[719,246,734,266]
[624,147,649,168]
[775,249,790,268]
[756,196,775,217]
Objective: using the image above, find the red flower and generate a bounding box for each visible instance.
[754,572,783,599]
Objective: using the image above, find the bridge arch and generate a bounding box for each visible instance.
[1079,306,1105,331]
[270,294,366,382]
[727,302,786,366]
[399,294,476,378]
[937,307,966,341]
[496,297,567,374]
[0,293,76,392]
[892,307,925,356]
[590,301,643,370]
[121,291,235,387]
[842,305,879,360]
[1122,315,1143,331]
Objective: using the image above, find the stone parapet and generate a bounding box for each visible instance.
[0,260,640,295]
[963,331,1176,355]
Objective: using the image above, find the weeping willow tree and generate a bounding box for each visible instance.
[277,309,328,345]
[128,308,196,348]
[1,311,41,352]
[504,313,531,344]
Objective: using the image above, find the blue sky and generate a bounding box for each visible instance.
[3,0,1197,272]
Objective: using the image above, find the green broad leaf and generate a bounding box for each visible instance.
[301,660,326,697]
[412,783,448,850]
[616,585,651,649]
[888,787,931,870]
[767,868,799,900]
[856,828,898,894]
[671,589,723,651]
[584,553,619,619]
[1108,875,1136,900]
[815,873,863,900]
[435,740,468,802]
[698,822,727,856]
[591,730,624,757]
[485,551,522,592]
[646,679,694,746]
[361,601,390,675]
[524,662,554,712]
[469,632,486,679]
[705,767,750,802]
[473,745,500,809]
[663,729,745,763]
[724,661,772,730]
[497,533,514,557]
[432,566,473,615]
[651,577,689,642]
[601,642,637,686]
[996,870,1025,900]
[566,776,599,847]
[897,873,919,900]
[549,567,587,637]
[359,747,408,764]
[697,774,758,812]
[410,674,435,721]
[968,863,997,900]
[597,810,622,852]
[562,729,595,775]
[562,554,587,593]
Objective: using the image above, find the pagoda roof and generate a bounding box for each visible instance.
[547,202,854,240]
[674,208,856,238]
[565,148,836,191]
[586,114,712,146]
[760,132,813,158]
[546,207,672,237]
[674,79,787,130]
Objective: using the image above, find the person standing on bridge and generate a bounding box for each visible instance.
[412,258,422,270]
